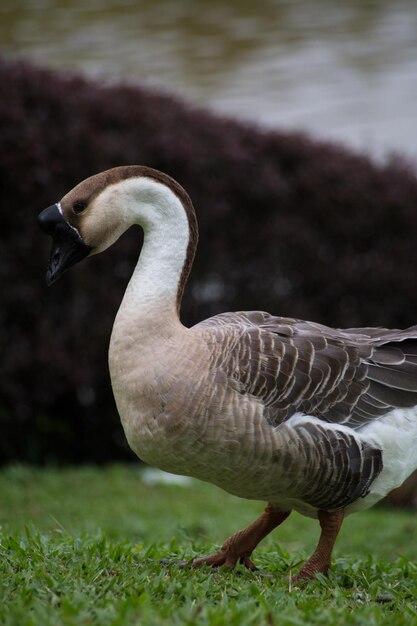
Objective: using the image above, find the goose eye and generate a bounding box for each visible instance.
[72,200,87,215]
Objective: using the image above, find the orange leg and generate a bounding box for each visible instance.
[192,505,290,570]
[294,509,345,582]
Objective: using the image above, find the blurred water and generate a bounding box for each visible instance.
[1,0,416,161]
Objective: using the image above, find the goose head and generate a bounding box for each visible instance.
[38,165,197,288]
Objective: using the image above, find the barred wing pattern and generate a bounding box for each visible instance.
[271,418,383,510]
[199,311,417,427]
[196,311,417,510]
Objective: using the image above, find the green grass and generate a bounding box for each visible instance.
[1,465,417,625]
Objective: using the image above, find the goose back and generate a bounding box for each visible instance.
[194,311,417,429]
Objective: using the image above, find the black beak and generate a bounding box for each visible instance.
[38,204,92,285]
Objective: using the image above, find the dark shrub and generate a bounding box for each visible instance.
[1,57,417,467]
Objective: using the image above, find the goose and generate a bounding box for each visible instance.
[38,165,417,581]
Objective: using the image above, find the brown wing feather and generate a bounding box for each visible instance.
[282,420,383,509]
[196,311,417,429]
[195,311,408,508]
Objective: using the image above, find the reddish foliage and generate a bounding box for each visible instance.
[1,57,417,464]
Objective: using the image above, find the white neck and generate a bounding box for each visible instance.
[103,177,191,328]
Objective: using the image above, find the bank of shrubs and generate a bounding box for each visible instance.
[1,57,417,465]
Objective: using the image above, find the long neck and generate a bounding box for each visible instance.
[115,178,197,334]
[123,221,187,321]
